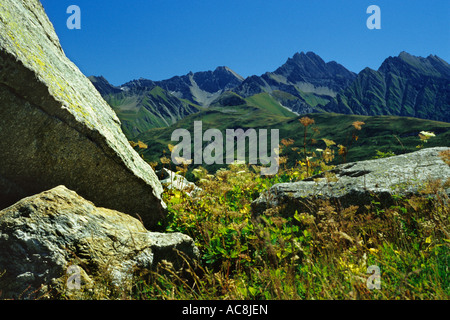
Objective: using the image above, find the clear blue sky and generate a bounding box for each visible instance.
[40,0,449,86]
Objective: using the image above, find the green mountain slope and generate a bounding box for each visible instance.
[245,93,298,117]
[91,52,449,139]
[271,113,450,165]
[130,105,449,173]
[89,76,200,138]
[233,51,357,115]
[325,52,450,122]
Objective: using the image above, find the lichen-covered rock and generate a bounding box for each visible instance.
[252,147,450,216]
[0,0,165,228]
[0,186,199,299]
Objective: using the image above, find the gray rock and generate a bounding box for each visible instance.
[252,147,450,216]
[0,0,165,228]
[0,186,199,299]
[157,168,202,197]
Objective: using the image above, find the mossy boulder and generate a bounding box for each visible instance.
[0,186,199,299]
[0,0,165,228]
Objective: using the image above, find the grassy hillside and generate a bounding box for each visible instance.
[104,86,200,138]
[245,93,298,117]
[130,109,450,175]
[134,101,295,169]
[272,113,450,167]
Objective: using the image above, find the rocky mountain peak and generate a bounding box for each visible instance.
[327,51,450,122]
[271,51,357,94]
[378,51,450,79]
[282,51,347,73]
[191,66,244,92]
[109,66,244,107]
[88,75,123,95]
[121,78,157,91]
[290,51,325,65]
[214,66,245,82]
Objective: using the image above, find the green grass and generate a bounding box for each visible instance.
[296,90,330,108]
[245,93,298,117]
[272,113,450,166]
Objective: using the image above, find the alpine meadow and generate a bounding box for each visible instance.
[0,0,449,307]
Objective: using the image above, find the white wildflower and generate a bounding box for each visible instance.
[420,131,435,137]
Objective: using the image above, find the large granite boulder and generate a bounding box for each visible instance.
[0,186,199,299]
[0,0,165,228]
[252,147,450,216]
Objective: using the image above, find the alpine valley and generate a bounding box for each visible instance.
[2,0,449,301]
[89,51,450,168]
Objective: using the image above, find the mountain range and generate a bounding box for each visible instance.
[89,51,450,139]
[325,52,450,121]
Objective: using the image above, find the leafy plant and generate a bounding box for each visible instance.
[373,150,396,159]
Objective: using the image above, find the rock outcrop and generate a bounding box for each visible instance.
[0,0,165,228]
[252,147,450,216]
[0,186,199,299]
[157,168,202,197]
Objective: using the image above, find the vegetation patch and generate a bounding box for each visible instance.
[122,119,449,300]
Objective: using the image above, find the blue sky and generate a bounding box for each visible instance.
[40,0,450,86]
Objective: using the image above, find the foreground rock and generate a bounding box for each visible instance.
[0,186,199,299]
[252,147,450,216]
[0,0,165,228]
